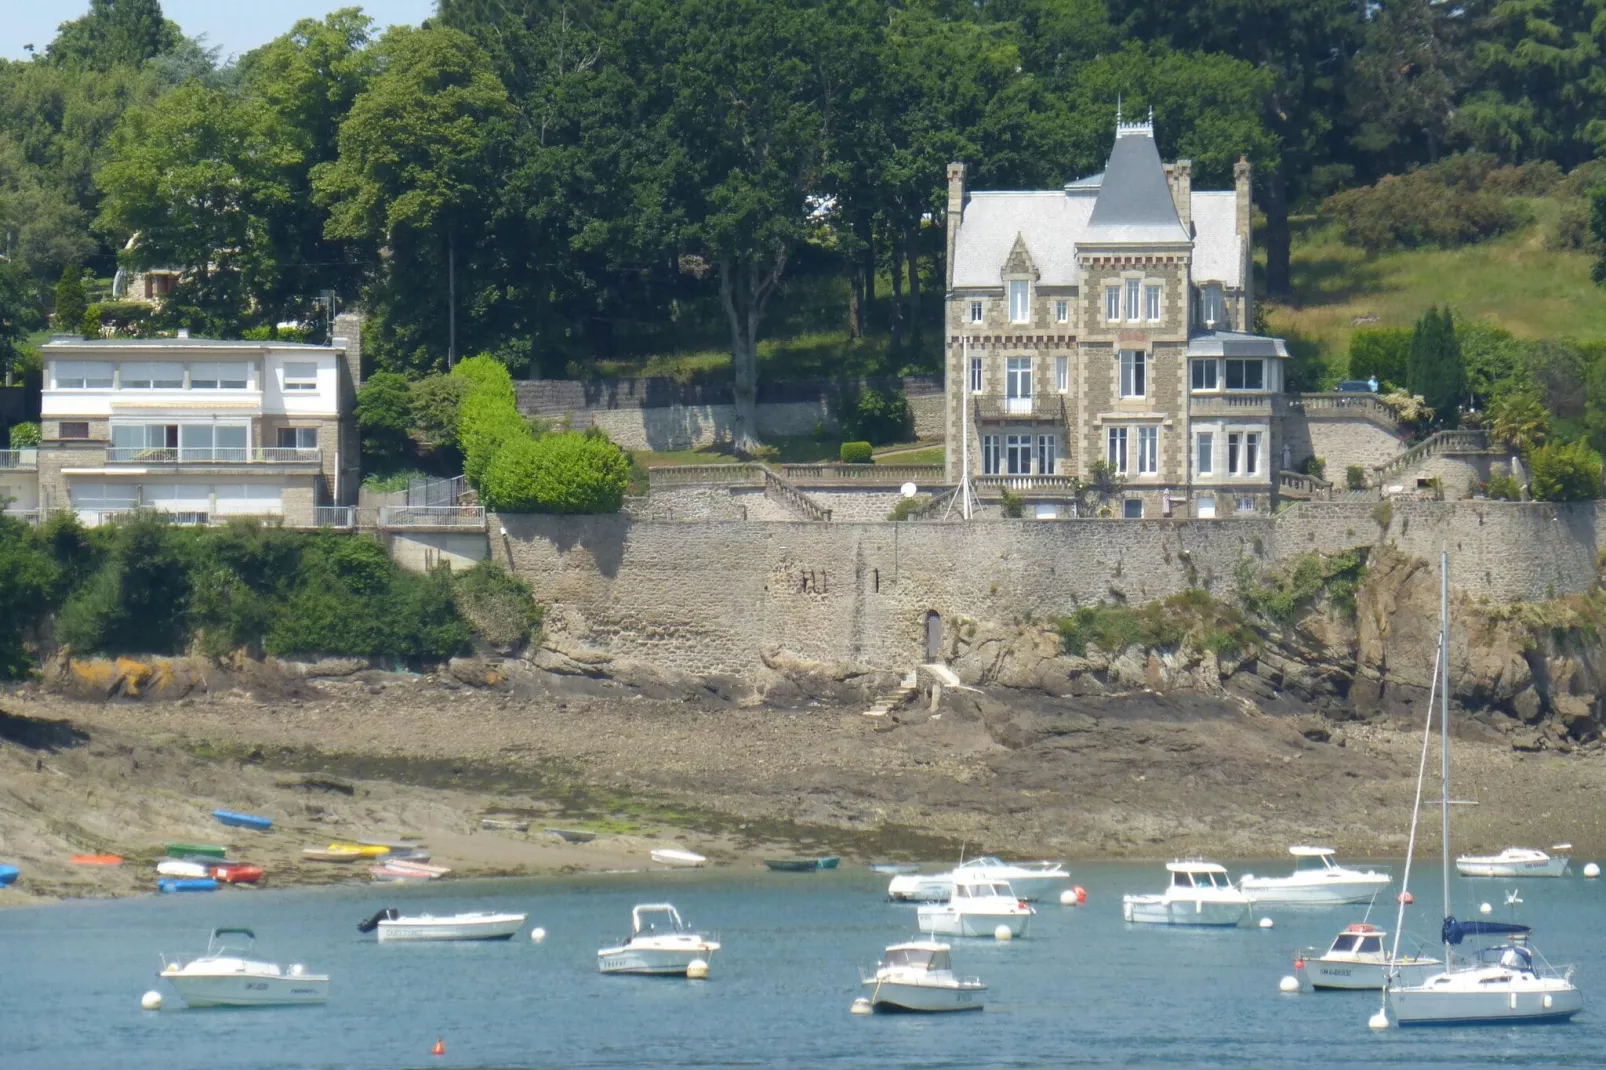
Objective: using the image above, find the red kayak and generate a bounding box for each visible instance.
[209,862,263,885]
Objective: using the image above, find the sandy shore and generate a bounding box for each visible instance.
[4,666,1606,907]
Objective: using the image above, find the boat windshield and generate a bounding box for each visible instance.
[883,947,946,971]
[1171,871,1195,888]
[1329,934,1361,953]
[1358,936,1383,954]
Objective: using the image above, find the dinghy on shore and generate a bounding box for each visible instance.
[212,810,272,832]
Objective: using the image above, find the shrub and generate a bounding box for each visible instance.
[0,516,60,677]
[839,440,873,464]
[1237,549,1368,625]
[1301,455,1326,481]
[1346,465,1366,490]
[54,266,87,331]
[55,514,193,655]
[81,300,152,339]
[843,387,912,446]
[1347,329,1409,388]
[480,431,631,513]
[1529,439,1603,502]
[1058,589,1256,659]
[411,374,470,453]
[1321,169,1528,252]
[355,372,414,468]
[999,488,1024,518]
[1487,386,1550,452]
[453,561,542,648]
[1485,471,1523,500]
[7,421,39,448]
[887,495,930,521]
[453,355,528,486]
[361,469,428,493]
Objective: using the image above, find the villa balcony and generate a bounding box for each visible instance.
[102,447,323,465]
[0,448,38,469]
[1188,393,1274,418]
[377,505,487,531]
[973,395,1066,423]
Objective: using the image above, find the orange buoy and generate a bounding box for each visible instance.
[1294,958,1305,970]
[1398,890,1414,904]
[1074,885,1087,905]
[432,1038,445,1057]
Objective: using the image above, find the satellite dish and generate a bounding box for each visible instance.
[900,482,918,498]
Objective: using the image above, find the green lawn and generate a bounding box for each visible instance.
[594,329,940,383]
[1265,197,1606,381]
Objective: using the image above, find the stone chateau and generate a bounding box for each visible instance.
[944,116,1282,518]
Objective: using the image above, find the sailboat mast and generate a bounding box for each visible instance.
[1440,548,1451,950]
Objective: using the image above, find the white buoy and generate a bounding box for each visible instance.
[530,927,546,943]
[1585,862,1600,878]
[994,924,1013,941]
[1479,902,1492,915]
[686,958,710,979]
[1368,1010,1390,1030]
[140,990,163,1011]
[850,997,873,1016]
[1278,975,1300,993]
[1059,888,1077,906]
[1259,917,1275,929]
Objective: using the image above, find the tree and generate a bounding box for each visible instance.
[1347,328,1409,387]
[1591,185,1606,288]
[0,262,29,386]
[1345,0,1468,175]
[1486,385,1549,454]
[1528,439,1603,503]
[46,0,180,71]
[480,430,631,513]
[1407,306,1463,426]
[53,265,87,331]
[354,372,414,469]
[314,26,514,373]
[0,518,60,678]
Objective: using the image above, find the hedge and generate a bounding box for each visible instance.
[480,431,631,513]
[452,355,527,486]
[840,441,873,464]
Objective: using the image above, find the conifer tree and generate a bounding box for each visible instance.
[54,267,88,332]
[1407,306,1463,428]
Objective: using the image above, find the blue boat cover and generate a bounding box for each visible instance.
[212,809,273,830]
[159,878,219,893]
[1441,916,1531,945]
[0,864,19,885]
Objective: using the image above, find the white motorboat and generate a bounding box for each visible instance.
[1455,846,1571,878]
[358,908,526,942]
[1122,860,1252,926]
[650,848,707,868]
[597,903,720,975]
[917,878,1033,938]
[156,859,210,879]
[1378,552,1582,1027]
[887,856,1068,902]
[860,941,985,1012]
[1295,923,1440,990]
[1239,846,1391,905]
[159,928,328,1007]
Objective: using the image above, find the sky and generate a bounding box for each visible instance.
[2,0,439,62]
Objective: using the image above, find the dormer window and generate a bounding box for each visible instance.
[1202,285,1225,328]
[1055,300,1068,324]
[1008,281,1030,324]
[970,300,983,324]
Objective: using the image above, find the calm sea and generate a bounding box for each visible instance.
[2,862,1602,1069]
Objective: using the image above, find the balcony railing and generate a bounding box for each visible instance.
[1,507,42,525]
[975,474,1081,495]
[313,505,356,529]
[0,448,38,469]
[103,447,323,464]
[1286,391,1400,430]
[779,463,944,485]
[973,395,1067,423]
[1190,393,1274,416]
[1277,469,1333,501]
[378,505,487,529]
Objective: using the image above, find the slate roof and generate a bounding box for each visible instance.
[1082,126,1189,245]
[1190,191,1242,288]
[1185,330,1288,358]
[950,192,1093,288]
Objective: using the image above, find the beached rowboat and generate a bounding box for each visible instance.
[212,810,273,831]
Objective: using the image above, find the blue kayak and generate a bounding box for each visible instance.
[0,864,19,886]
[159,877,218,893]
[212,810,272,831]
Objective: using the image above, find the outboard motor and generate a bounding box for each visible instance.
[357,907,399,934]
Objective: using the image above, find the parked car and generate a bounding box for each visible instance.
[1335,379,1376,393]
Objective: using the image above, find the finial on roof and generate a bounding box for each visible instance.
[1114,95,1153,138]
[1116,94,1122,128]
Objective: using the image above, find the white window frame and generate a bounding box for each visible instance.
[1106,426,1129,475]
[1137,426,1158,475]
[982,434,1001,475]
[1144,283,1161,322]
[1005,357,1033,413]
[1124,278,1141,322]
[1008,280,1030,324]
[1243,431,1261,476]
[1005,433,1032,475]
[121,362,185,390]
[1054,299,1069,324]
[277,427,318,450]
[282,362,319,391]
[1104,285,1121,323]
[1054,355,1069,394]
[1195,431,1214,477]
[970,300,983,324]
[1202,284,1226,328]
[1122,498,1144,519]
[1190,358,1218,392]
[1119,350,1146,399]
[190,362,249,390]
[1036,434,1057,475]
[1235,495,1257,514]
[1196,494,1217,519]
[54,361,114,389]
[969,356,983,394]
[1225,358,1265,391]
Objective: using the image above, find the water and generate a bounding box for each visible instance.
[4,863,1603,1069]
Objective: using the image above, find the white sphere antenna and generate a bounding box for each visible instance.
[900,482,918,499]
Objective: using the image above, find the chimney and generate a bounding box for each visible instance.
[176,327,190,339]
[1235,156,1253,329]
[945,162,967,289]
[331,310,363,393]
[1164,160,1192,232]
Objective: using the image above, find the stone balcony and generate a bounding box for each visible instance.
[973,395,1067,423]
[101,446,323,465]
[1188,393,1275,418]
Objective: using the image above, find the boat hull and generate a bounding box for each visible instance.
[1387,981,1582,1024]
[863,979,985,1012]
[1298,957,1439,991]
[1455,858,1569,878]
[212,810,273,831]
[1238,876,1390,906]
[597,945,717,975]
[1121,895,1248,926]
[650,849,706,868]
[166,973,328,1008]
[917,908,1030,938]
[377,914,525,942]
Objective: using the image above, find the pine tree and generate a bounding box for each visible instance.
[1407,306,1463,428]
[54,267,88,332]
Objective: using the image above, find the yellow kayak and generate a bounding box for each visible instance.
[328,843,390,858]
[302,846,364,863]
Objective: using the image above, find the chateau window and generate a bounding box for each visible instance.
[1055,300,1069,324]
[1119,350,1146,399]
[970,300,983,324]
[1006,434,1032,475]
[1244,432,1260,475]
[1144,284,1161,322]
[1123,498,1144,519]
[1036,434,1057,475]
[1105,285,1121,323]
[1202,285,1226,328]
[982,435,1001,475]
[1005,357,1033,413]
[1008,281,1030,324]
[1225,358,1264,391]
[54,362,114,389]
[1227,432,1241,475]
[1137,427,1158,475]
[1055,356,1068,394]
[1196,495,1216,519]
[1106,426,1129,475]
[1125,279,1141,322]
[1190,359,1218,392]
[1195,431,1214,476]
[1236,495,1257,514]
[969,356,982,394]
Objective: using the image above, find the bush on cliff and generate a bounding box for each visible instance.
[1058,589,1255,660]
[355,372,415,469]
[480,430,631,513]
[1529,439,1603,502]
[1237,549,1369,625]
[454,560,543,648]
[453,355,530,486]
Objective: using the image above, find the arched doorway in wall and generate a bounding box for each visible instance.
[924,611,942,662]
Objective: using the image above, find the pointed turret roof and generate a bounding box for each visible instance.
[1083,121,1188,244]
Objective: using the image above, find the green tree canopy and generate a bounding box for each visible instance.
[1408,306,1464,427]
[46,0,181,72]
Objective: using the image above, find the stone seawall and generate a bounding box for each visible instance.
[493,501,1606,676]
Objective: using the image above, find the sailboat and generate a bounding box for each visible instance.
[1374,551,1582,1027]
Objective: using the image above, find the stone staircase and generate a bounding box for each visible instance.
[1372,429,1492,484]
[863,670,919,717]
